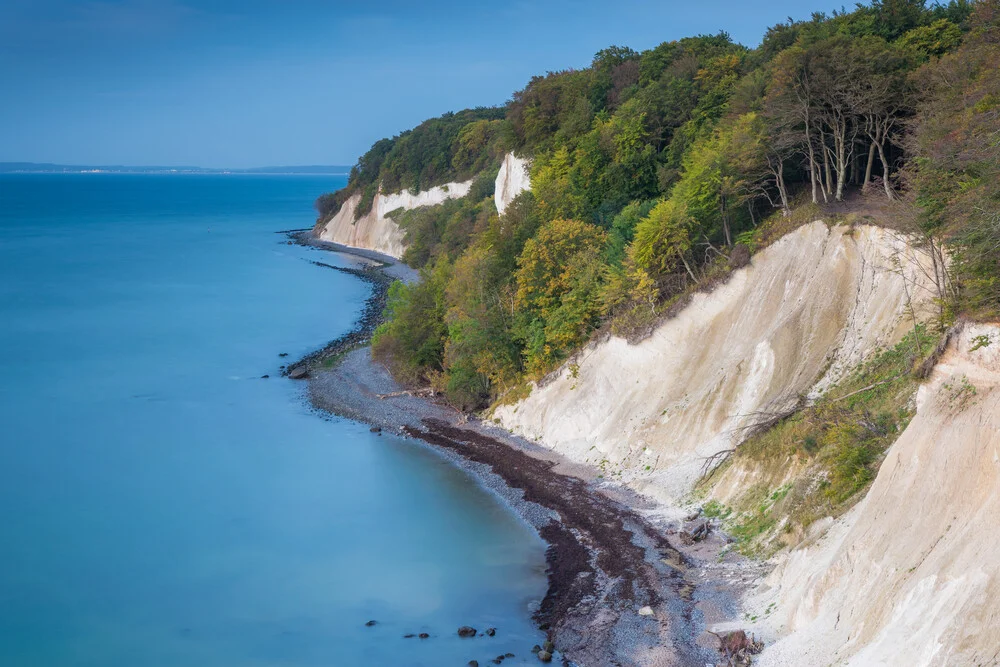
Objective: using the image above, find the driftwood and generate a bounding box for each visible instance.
[375,387,434,399]
[707,629,764,666]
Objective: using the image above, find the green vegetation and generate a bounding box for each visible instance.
[326,0,998,411]
[700,327,939,557]
[315,107,506,221]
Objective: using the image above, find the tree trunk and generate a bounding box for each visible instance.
[875,140,895,200]
[679,252,698,283]
[805,116,819,205]
[862,141,876,193]
[821,129,834,200]
[720,196,732,247]
[776,164,790,214]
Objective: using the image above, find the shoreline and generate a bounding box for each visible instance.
[281,232,416,378]
[290,233,752,666]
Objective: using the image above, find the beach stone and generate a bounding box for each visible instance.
[531,645,541,653]
[542,640,554,652]
[288,366,308,379]
[485,627,496,637]
[537,650,552,662]
[638,606,654,616]
[364,620,377,627]
[370,426,382,433]
[505,653,514,658]
[418,633,430,639]
[457,625,477,637]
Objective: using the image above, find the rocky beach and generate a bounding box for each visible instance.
[291,235,758,667]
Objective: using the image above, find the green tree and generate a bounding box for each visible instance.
[514,219,608,373]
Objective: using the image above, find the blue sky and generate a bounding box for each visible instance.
[2,0,842,168]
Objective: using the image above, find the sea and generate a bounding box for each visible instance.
[0,173,547,666]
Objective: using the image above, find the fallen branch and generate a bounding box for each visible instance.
[700,448,736,476]
[829,374,904,403]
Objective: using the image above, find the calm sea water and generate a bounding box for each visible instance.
[0,174,547,666]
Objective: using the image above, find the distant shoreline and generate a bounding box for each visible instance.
[0,163,351,176]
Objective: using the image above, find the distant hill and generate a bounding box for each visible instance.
[0,162,352,175]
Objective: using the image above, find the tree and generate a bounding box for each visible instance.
[514,219,608,372]
[871,0,928,41]
[908,2,1000,316]
[847,37,915,199]
[631,198,698,282]
[767,45,825,203]
[897,19,963,60]
[371,258,452,385]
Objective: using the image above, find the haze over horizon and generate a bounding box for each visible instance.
[4,0,851,169]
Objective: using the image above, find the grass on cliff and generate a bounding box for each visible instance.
[699,325,938,558]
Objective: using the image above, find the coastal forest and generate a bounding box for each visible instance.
[316,0,999,412]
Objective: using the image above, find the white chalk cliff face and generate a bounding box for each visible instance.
[494,222,937,505]
[755,323,1000,667]
[494,153,531,215]
[497,220,1000,661]
[318,180,473,259]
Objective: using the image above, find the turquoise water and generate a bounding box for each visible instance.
[0,174,547,666]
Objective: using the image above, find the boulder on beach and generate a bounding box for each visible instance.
[288,366,308,380]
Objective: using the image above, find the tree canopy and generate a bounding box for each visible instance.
[345,0,996,409]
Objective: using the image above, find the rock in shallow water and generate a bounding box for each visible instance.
[457,625,477,637]
[364,620,377,627]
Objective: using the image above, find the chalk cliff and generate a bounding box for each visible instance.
[494,153,531,215]
[317,180,473,258]
[495,222,937,505]
[755,322,1000,666]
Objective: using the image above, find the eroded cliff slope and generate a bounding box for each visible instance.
[494,222,937,505]
[318,153,532,258]
[494,153,531,215]
[754,322,1000,666]
[318,180,473,258]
